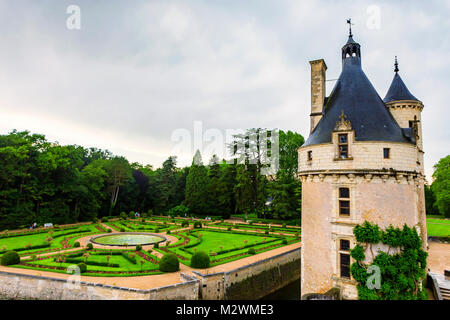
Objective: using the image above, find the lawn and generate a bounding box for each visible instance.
[426,216,450,237]
[20,249,161,276]
[160,228,300,267]
[214,222,301,235]
[0,224,104,254]
[191,230,278,254]
[427,223,450,237]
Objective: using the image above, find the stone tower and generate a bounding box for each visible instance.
[299,30,427,299]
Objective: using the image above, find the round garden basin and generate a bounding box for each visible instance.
[90,233,166,246]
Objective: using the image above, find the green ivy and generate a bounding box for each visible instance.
[350,221,428,300]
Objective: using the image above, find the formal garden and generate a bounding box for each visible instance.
[0,212,447,277]
[0,215,301,276]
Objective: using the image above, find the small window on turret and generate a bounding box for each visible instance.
[338,134,348,159]
[307,151,312,161]
[383,148,390,159]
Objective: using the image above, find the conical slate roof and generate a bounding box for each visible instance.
[304,37,411,147]
[383,72,419,103]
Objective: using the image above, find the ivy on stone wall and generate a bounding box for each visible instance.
[350,221,428,300]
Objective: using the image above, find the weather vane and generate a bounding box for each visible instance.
[394,56,399,73]
[346,18,354,37]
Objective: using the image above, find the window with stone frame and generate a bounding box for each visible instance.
[338,187,350,216]
[338,133,348,159]
[333,110,353,161]
[383,148,390,159]
[339,239,351,279]
[307,150,312,161]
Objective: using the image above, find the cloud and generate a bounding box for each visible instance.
[0,0,448,181]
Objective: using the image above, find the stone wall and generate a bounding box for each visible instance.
[300,173,427,299]
[0,271,199,300]
[298,141,422,174]
[0,249,301,300]
[193,247,301,300]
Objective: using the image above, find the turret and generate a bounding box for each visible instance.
[384,57,424,161]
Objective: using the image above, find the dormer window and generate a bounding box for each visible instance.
[333,110,353,161]
[338,134,348,159]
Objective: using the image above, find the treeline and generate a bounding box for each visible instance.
[0,129,304,230]
[426,155,450,218]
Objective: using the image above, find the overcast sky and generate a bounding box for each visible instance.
[0,0,448,181]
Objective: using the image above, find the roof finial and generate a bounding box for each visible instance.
[346,18,353,37]
[394,56,399,73]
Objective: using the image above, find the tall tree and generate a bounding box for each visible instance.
[431,155,450,217]
[425,184,437,215]
[234,163,256,219]
[155,156,179,213]
[104,157,131,215]
[279,130,305,176]
[266,130,304,221]
[185,150,210,216]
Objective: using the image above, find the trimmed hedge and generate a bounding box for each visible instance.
[190,251,210,268]
[0,251,20,266]
[181,221,189,228]
[73,241,80,248]
[121,252,137,264]
[92,251,122,256]
[77,262,87,273]
[62,258,120,268]
[159,253,179,272]
[86,243,93,250]
[0,243,51,255]
[193,221,202,229]
[0,225,81,239]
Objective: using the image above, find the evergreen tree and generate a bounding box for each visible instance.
[425,184,437,215]
[153,156,178,213]
[217,161,237,219]
[185,150,210,216]
[267,173,301,221]
[234,163,255,219]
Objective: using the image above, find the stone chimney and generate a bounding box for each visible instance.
[309,59,327,133]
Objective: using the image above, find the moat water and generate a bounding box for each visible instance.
[260,280,300,300]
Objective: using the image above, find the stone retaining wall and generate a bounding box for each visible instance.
[193,247,301,300]
[0,248,301,300]
[0,271,199,300]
